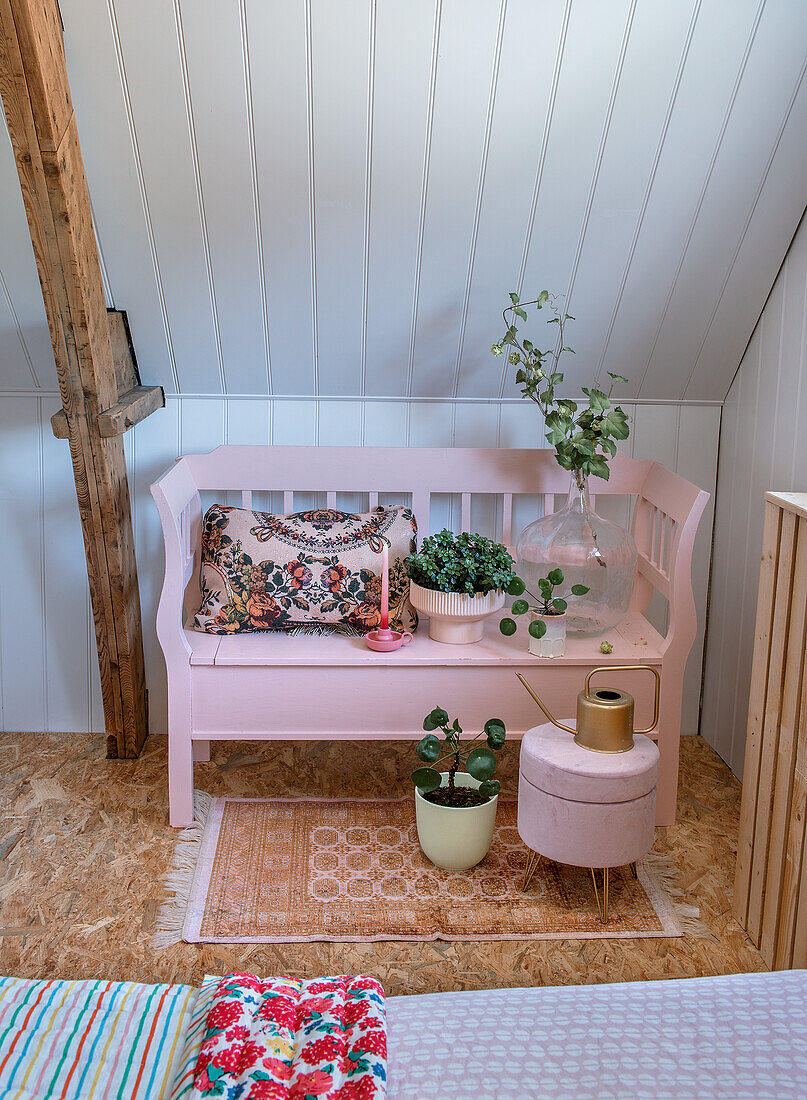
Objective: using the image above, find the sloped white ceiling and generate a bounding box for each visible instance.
[1,0,807,401]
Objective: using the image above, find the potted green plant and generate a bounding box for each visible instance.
[406,529,519,644]
[500,569,589,657]
[491,290,638,636]
[412,706,506,870]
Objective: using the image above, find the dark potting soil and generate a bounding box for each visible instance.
[422,785,490,808]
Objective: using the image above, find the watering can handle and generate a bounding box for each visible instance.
[584,665,661,736]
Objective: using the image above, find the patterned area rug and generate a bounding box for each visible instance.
[155,794,702,945]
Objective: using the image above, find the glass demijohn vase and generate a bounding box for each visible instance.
[516,470,638,636]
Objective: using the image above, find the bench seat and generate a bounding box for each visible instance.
[186,612,665,667]
[152,446,709,827]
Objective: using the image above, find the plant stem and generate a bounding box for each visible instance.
[574,468,606,567]
[448,751,459,795]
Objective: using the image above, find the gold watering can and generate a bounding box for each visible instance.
[516,665,660,753]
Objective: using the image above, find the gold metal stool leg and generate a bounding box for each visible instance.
[590,868,610,923]
[523,850,542,891]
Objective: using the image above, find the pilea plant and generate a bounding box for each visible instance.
[491,290,631,481]
[412,707,506,807]
[406,529,516,595]
[500,569,589,640]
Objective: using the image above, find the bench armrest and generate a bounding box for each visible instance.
[150,459,201,663]
[630,462,710,661]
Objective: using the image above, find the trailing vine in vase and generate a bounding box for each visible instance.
[491,290,633,562]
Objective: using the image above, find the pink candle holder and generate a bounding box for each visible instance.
[365,627,413,652]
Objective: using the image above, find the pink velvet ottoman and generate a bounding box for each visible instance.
[518,721,660,921]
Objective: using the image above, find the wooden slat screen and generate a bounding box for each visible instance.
[734,492,807,968]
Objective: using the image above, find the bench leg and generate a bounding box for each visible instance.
[193,740,211,763]
[169,733,195,828]
[654,722,680,827]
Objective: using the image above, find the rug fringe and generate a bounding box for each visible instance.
[153,791,214,950]
[642,850,710,938]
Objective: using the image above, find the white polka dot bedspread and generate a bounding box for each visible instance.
[386,970,807,1099]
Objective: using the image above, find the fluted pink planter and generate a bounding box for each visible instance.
[409,581,505,644]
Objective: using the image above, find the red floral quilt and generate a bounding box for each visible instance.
[189,974,386,1099]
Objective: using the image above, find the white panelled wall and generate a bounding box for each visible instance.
[0,396,718,738]
[3,0,807,762]
[701,211,807,777]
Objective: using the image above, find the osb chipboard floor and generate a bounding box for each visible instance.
[0,733,764,995]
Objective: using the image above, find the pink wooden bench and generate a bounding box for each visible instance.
[151,447,708,827]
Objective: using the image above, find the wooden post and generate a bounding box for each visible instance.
[0,0,157,757]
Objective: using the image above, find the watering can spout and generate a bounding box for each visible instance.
[516,665,660,753]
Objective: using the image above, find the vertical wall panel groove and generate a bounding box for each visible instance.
[497,0,571,400]
[172,0,227,393]
[0,262,39,386]
[238,0,272,394]
[703,194,807,778]
[104,0,180,392]
[684,53,807,398]
[560,0,637,325]
[450,0,507,399]
[359,0,377,404]
[593,0,702,385]
[635,0,766,397]
[405,0,441,401]
[303,0,319,395]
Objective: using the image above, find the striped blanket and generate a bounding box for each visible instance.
[0,975,196,1099]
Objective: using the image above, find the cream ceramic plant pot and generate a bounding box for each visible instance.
[409,581,505,644]
[528,610,566,658]
[414,771,499,870]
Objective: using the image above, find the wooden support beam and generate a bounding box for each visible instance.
[51,384,164,439]
[0,0,150,758]
[99,385,164,437]
[51,309,166,438]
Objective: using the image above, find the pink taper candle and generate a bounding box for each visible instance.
[380,541,389,630]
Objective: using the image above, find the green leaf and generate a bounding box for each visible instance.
[547,568,564,586]
[466,745,497,782]
[528,619,547,639]
[484,718,506,748]
[604,407,630,440]
[507,576,526,596]
[570,583,590,595]
[416,733,442,762]
[515,307,527,322]
[511,598,529,617]
[422,707,448,731]
[412,767,442,792]
[538,290,549,305]
[499,617,517,636]
[509,291,520,304]
[607,372,629,384]
[587,455,610,481]
[478,779,500,799]
[538,578,552,593]
[552,597,567,613]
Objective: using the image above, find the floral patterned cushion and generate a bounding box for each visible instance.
[189,973,387,1099]
[193,504,417,634]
